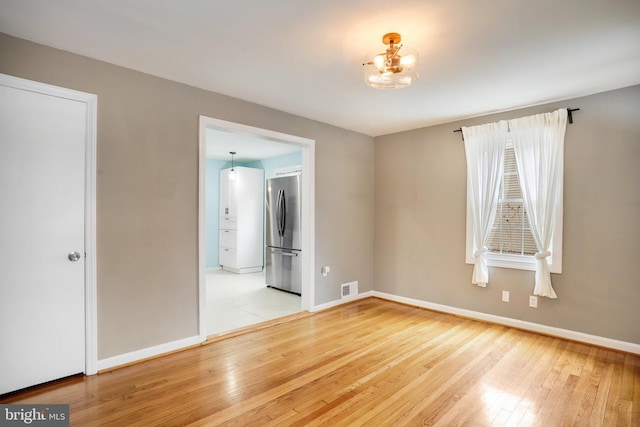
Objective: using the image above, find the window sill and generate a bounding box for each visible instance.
[486,253,536,272]
[465,253,561,274]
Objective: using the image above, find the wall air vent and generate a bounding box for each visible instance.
[341,281,358,299]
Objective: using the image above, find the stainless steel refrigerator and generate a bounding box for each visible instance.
[265,175,302,294]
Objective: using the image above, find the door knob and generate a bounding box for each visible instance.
[68,251,81,262]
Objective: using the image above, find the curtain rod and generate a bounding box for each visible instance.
[453,108,580,141]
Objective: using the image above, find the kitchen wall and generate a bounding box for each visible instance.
[0,33,375,359]
[245,151,303,180]
[374,85,640,345]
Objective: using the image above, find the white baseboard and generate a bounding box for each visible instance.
[311,291,374,312]
[372,291,640,355]
[96,335,204,372]
[222,265,262,274]
[206,266,221,272]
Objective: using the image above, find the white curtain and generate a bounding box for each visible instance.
[462,122,508,287]
[510,109,567,298]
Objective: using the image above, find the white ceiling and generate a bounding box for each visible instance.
[1,0,639,139]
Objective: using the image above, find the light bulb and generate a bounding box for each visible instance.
[373,54,386,71]
[400,54,416,67]
[229,168,236,180]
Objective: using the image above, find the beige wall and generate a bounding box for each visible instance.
[0,33,375,359]
[375,85,640,344]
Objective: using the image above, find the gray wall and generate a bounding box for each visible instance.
[375,85,640,344]
[0,33,375,359]
[2,31,637,362]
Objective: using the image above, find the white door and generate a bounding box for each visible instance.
[0,78,87,394]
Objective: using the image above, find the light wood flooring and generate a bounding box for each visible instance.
[2,298,638,426]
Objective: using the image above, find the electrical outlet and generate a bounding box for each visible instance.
[321,265,330,277]
[529,296,538,308]
[502,291,510,302]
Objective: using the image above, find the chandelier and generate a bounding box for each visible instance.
[363,32,418,89]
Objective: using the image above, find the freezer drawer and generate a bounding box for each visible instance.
[265,247,301,295]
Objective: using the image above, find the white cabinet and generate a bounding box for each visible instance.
[219,167,264,273]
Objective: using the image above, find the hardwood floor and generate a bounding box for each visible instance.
[2,298,639,426]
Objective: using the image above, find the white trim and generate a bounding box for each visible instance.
[0,73,99,375]
[221,266,263,274]
[198,116,315,341]
[198,118,208,343]
[485,253,537,272]
[372,291,640,355]
[83,86,98,376]
[96,335,202,372]
[301,140,315,312]
[311,291,374,312]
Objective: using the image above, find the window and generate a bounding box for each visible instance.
[463,110,566,278]
[485,142,537,257]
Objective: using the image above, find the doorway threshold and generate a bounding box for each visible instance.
[203,310,314,345]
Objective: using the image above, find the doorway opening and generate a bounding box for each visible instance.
[198,116,315,340]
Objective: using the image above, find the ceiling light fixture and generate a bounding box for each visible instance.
[229,151,237,180]
[363,32,418,89]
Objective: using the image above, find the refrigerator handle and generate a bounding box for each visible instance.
[276,189,284,237]
[269,248,298,257]
[275,189,281,237]
[280,189,286,238]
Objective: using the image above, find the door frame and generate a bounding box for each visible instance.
[0,73,98,375]
[198,116,315,341]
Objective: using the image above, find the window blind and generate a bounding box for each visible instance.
[486,144,537,256]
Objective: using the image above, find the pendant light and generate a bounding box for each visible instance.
[229,151,236,180]
[363,32,418,89]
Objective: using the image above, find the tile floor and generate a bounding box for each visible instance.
[206,269,301,335]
